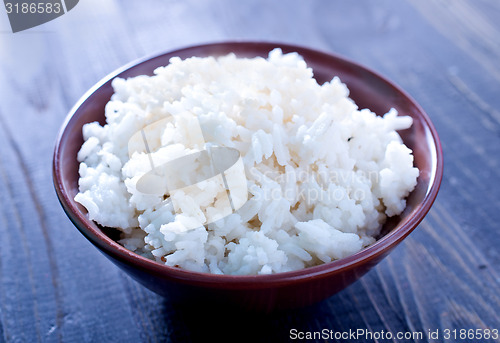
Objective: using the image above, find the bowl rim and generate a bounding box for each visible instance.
[53,40,443,288]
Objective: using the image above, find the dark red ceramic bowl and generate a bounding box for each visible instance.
[53,42,443,311]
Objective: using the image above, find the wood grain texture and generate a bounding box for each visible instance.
[0,0,499,342]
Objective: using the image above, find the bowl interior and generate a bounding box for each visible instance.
[54,42,442,280]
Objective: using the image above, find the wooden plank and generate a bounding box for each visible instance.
[0,1,147,341]
[408,0,500,82]
[0,0,499,342]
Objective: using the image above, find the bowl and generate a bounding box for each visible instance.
[53,41,443,311]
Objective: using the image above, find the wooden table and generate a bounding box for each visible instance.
[1,1,499,342]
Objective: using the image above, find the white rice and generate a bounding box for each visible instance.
[75,49,418,275]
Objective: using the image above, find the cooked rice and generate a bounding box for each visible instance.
[75,49,418,275]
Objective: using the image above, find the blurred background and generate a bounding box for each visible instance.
[1,0,499,342]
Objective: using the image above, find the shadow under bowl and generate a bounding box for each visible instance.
[53,41,443,312]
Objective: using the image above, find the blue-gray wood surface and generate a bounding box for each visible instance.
[1,1,499,342]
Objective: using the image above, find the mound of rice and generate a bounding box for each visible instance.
[75,49,418,275]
